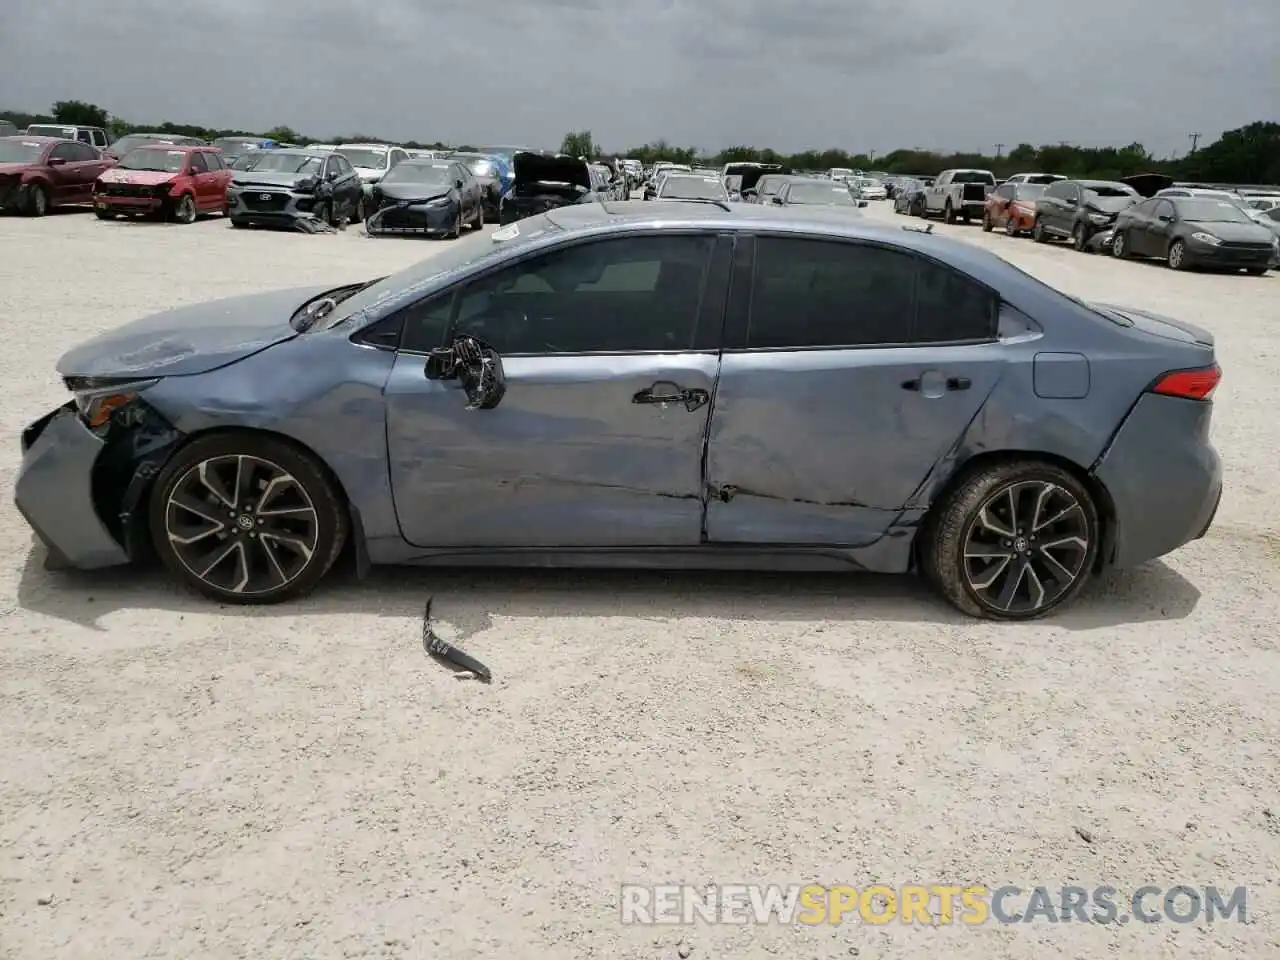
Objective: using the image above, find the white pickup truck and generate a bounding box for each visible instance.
[923,168,997,223]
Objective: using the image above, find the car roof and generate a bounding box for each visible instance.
[337,142,394,150]
[2,135,64,145]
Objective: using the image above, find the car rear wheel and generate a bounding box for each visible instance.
[23,184,49,217]
[172,193,197,225]
[149,433,348,604]
[1167,239,1187,270]
[921,460,1099,620]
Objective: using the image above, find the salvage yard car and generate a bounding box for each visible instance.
[105,132,206,161]
[14,202,1223,621]
[365,158,484,238]
[500,152,598,223]
[653,173,731,203]
[774,179,866,210]
[983,181,1048,236]
[226,148,363,229]
[0,136,114,215]
[93,145,232,223]
[924,169,997,223]
[336,142,410,201]
[23,123,110,150]
[1111,196,1276,273]
[1032,179,1139,250]
[448,152,511,220]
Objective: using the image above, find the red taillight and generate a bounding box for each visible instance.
[1150,364,1221,400]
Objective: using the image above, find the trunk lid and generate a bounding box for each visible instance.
[1089,302,1214,347]
[55,285,333,379]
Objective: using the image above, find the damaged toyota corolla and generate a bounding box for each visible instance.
[14,202,1223,619]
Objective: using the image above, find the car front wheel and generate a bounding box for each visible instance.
[920,460,1100,620]
[149,433,348,604]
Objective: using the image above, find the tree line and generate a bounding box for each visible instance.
[3,101,1276,185]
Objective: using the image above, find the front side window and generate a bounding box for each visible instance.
[746,238,996,349]
[188,151,208,173]
[434,235,715,354]
[995,184,1014,199]
[49,142,77,162]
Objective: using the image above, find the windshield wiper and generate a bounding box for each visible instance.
[668,198,732,212]
[292,277,386,331]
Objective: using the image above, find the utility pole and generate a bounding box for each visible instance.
[868,149,876,164]
[1188,132,1200,153]
[994,143,1004,159]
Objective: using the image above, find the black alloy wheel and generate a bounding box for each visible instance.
[150,435,347,603]
[921,461,1099,620]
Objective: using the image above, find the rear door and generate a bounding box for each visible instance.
[990,182,1014,224]
[704,234,1006,546]
[382,231,731,548]
[186,150,215,208]
[63,141,104,201]
[45,142,80,203]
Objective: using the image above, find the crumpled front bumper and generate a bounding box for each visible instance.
[365,200,457,235]
[15,404,129,569]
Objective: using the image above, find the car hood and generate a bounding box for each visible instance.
[231,170,307,189]
[55,285,331,379]
[512,152,591,190]
[1084,196,1137,214]
[97,168,180,186]
[377,182,452,203]
[1184,220,1276,243]
[354,166,386,181]
[1089,302,1214,347]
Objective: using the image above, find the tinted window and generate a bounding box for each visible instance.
[1130,199,1157,216]
[1044,182,1069,200]
[48,142,77,161]
[447,235,714,354]
[747,238,996,349]
[188,151,208,172]
[334,155,352,175]
[1155,200,1175,219]
[68,142,97,161]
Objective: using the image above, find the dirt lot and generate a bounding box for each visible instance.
[0,204,1277,959]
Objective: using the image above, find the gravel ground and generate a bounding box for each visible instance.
[0,204,1277,960]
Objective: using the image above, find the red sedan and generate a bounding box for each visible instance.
[983,182,1049,237]
[0,136,115,216]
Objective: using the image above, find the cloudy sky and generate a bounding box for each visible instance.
[2,0,1276,157]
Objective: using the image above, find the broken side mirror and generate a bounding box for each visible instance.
[424,336,507,410]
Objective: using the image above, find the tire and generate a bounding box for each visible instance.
[352,194,366,224]
[1032,218,1049,243]
[1167,239,1187,270]
[172,193,197,225]
[1005,214,1020,237]
[94,208,114,221]
[148,432,348,605]
[1072,222,1089,252]
[319,200,335,227]
[1245,267,1267,275]
[981,212,993,232]
[230,218,249,229]
[471,203,484,230]
[24,184,49,217]
[914,200,926,219]
[943,200,956,224]
[447,209,462,239]
[920,460,1100,620]
[1111,229,1129,258]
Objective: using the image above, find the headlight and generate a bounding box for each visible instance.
[72,379,159,431]
[427,197,450,207]
[1088,213,1111,224]
[1191,232,1222,246]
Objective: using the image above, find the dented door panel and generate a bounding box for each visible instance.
[385,351,718,547]
[704,345,1006,545]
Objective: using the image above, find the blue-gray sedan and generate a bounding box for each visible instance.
[14,202,1222,619]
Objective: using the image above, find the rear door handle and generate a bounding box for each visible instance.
[633,382,710,412]
[947,377,971,391]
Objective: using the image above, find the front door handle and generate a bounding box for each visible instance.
[947,376,971,391]
[633,382,709,412]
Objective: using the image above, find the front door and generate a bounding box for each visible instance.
[384,231,728,547]
[705,235,1007,545]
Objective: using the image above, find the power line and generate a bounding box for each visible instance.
[1187,132,1201,153]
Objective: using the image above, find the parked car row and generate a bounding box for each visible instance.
[891,168,1280,274]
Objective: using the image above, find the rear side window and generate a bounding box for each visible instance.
[746,238,996,349]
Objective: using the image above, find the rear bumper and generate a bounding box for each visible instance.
[1092,393,1222,567]
[15,404,129,569]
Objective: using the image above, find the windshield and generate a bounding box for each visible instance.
[110,135,175,153]
[24,125,74,138]
[658,176,729,200]
[787,183,856,205]
[0,139,44,164]
[119,148,187,172]
[337,148,389,170]
[243,152,321,174]
[310,214,562,332]
[1084,185,1136,199]
[1176,199,1252,223]
[858,179,881,188]
[383,162,452,185]
[830,168,852,175]
[951,171,996,184]
[1013,184,1048,200]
